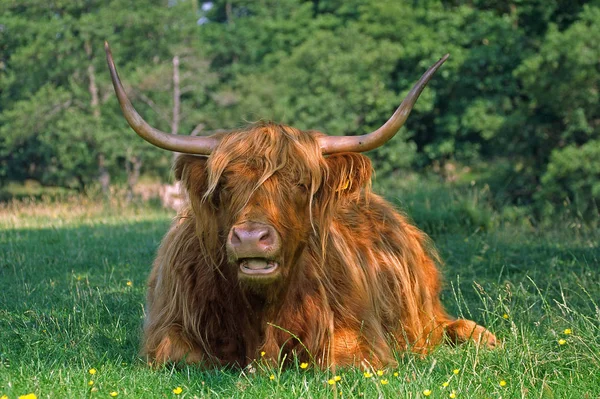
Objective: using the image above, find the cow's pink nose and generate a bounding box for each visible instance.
[231,226,272,246]
[228,223,279,255]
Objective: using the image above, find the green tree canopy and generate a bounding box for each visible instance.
[1,0,597,218]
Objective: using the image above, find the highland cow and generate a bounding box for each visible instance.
[105,42,496,368]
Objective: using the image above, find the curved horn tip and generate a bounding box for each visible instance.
[104,41,114,62]
[319,54,449,155]
[430,54,450,70]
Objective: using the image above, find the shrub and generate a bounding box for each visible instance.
[537,139,600,223]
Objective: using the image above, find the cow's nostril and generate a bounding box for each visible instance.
[257,228,272,245]
[230,227,242,245]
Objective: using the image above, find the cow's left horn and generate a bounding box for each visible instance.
[105,42,219,155]
[318,54,449,154]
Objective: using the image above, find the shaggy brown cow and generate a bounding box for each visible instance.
[105,42,496,368]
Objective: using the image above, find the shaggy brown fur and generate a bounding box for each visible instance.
[143,122,496,368]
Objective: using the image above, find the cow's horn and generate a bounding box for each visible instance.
[318,54,449,154]
[105,41,219,155]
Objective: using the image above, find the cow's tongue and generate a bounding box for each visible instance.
[239,259,278,274]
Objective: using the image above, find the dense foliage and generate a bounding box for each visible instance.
[1,0,598,220]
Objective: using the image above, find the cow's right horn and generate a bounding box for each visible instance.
[105,42,219,155]
[318,54,449,155]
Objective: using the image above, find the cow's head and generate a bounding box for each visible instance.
[104,42,447,292]
[174,124,322,287]
[172,123,374,290]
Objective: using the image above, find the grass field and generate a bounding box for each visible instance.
[0,189,598,398]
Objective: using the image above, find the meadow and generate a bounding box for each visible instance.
[0,183,598,398]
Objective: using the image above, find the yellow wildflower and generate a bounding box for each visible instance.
[269,374,275,381]
[558,339,567,345]
[363,371,373,378]
[377,370,384,376]
[173,387,183,395]
[18,395,37,399]
[88,368,97,375]
[1,395,7,399]
[126,281,133,287]
[499,380,507,387]
[110,392,118,397]
[453,369,460,375]
[380,379,389,385]
[260,351,266,357]
[423,389,432,396]
[449,391,456,398]
[327,379,336,385]
[334,375,341,382]
[563,328,572,335]
[502,314,509,319]
[88,380,94,386]
[393,372,399,377]
[442,381,450,387]
[300,362,309,369]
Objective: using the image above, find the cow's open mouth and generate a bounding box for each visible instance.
[238,258,279,275]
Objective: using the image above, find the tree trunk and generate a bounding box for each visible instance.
[85,41,100,119]
[85,40,110,196]
[171,55,181,136]
[172,55,181,164]
[98,153,110,197]
[125,150,142,202]
[226,1,233,25]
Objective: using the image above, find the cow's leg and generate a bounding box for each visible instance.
[151,330,204,365]
[330,328,365,367]
[331,328,393,368]
[445,319,497,348]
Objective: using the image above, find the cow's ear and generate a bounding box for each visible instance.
[173,154,208,195]
[321,153,372,200]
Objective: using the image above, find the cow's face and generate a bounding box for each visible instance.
[219,161,313,284]
[175,124,372,293]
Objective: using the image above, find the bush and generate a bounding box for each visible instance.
[375,173,499,236]
[537,139,600,223]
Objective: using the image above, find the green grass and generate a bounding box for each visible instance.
[0,192,599,398]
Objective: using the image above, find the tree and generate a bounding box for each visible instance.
[516,5,600,216]
[0,0,203,192]
[1,0,598,218]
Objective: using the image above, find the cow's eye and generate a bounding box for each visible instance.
[209,192,220,208]
[296,182,310,193]
[211,182,227,207]
[296,181,310,191]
